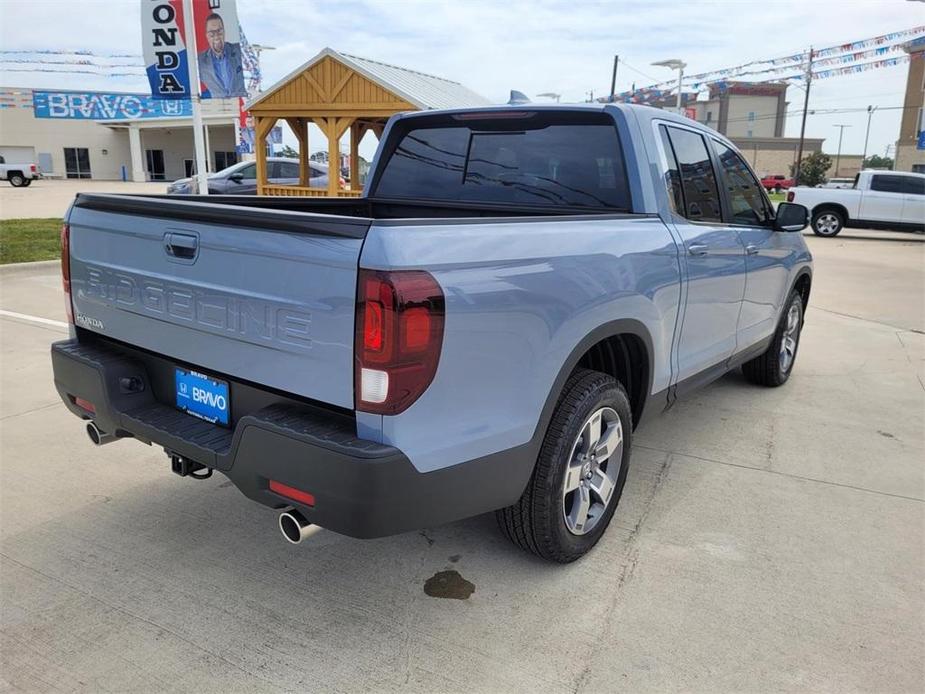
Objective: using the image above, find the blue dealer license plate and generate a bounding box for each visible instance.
[175,368,230,426]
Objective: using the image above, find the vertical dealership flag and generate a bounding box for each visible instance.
[142,0,247,100]
[141,1,191,98]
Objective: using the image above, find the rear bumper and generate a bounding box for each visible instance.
[51,338,532,538]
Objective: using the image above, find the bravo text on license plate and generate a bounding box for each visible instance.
[175,368,230,426]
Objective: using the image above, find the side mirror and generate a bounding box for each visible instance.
[774,202,809,232]
[228,173,244,183]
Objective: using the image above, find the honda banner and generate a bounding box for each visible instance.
[141,0,246,100]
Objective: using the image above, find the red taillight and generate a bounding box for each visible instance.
[269,480,316,507]
[60,223,73,324]
[355,269,445,415]
[787,191,795,202]
[30,164,36,173]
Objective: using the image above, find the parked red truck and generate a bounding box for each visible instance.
[760,174,794,193]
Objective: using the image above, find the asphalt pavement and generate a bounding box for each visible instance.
[0,229,922,693]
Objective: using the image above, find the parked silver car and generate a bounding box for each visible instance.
[167,157,333,195]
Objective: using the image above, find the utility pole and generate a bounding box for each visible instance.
[861,105,878,169]
[832,124,851,177]
[610,55,619,102]
[183,0,209,195]
[794,47,814,186]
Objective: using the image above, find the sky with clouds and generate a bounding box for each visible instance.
[1,0,923,159]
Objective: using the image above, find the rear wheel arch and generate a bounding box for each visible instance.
[537,320,654,439]
[812,202,849,222]
[791,271,812,313]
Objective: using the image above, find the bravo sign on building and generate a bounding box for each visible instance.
[141,0,246,100]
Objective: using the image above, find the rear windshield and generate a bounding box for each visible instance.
[373,112,631,210]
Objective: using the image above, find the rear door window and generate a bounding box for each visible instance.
[373,112,631,210]
[903,176,925,195]
[279,162,300,179]
[663,126,722,222]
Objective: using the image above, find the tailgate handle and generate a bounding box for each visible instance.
[164,232,198,260]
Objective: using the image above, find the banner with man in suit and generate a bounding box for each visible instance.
[196,5,246,98]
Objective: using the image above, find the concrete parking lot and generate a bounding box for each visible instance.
[0,229,922,692]
[0,180,167,220]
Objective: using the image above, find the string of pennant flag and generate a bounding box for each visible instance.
[0,24,260,89]
[623,25,924,95]
[612,25,923,105]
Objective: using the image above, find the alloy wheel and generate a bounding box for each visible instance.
[562,407,623,535]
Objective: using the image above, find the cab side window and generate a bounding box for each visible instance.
[662,126,722,223]
[712,140,771,225]
[870,175,905,193]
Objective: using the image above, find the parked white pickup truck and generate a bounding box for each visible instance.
[0,155,39,187]
[788,170,924,237]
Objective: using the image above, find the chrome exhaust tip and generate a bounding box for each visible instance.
[278,509,323,545]
[86,421,117,446]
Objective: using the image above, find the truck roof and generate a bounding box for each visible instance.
[397,102,720,137]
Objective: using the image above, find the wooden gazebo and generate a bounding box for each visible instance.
[245,48,490,196]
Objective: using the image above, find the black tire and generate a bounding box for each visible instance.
[811,208,844,237]
[742,290,804,387]
[8,173,25,187]
[496,368,632,563]
[21,179,31,187]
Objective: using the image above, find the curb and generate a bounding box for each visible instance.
[0,259,59,275]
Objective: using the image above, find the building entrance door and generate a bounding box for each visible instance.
[145,149,165,181]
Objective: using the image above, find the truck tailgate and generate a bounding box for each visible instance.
[66,195,370,409]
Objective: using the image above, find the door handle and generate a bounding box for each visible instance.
[745,244,759,255]
[688,243,709,256]
[164,232,199,260]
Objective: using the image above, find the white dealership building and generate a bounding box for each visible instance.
[0,87,240,181]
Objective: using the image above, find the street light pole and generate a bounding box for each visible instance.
[651,59,687,115]
[250,44,276,93]
[832,124,851,177]
[861,105,877,168]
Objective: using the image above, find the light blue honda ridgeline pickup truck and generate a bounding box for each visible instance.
[52,104,812,562]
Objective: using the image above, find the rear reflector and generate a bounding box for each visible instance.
[73,397,95,414]
[268,480,316,507]
[786,191,795,202]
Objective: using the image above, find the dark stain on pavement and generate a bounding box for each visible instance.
[424,570,475,600]
[877,430,895,439]
[448,554,461,563]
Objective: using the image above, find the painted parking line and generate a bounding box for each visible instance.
[0,309,69,331]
